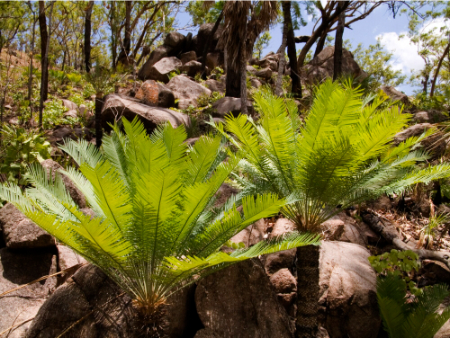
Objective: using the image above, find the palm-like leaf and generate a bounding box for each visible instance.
[213,79,450,232]
[377,274,450,338]
[0,117,319,313]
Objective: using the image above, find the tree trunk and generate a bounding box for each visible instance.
[110,1,117,70]
[28,2,36,119]
[283,2,301,98]
[430,39,450,97]
[333,9,345,81]
[39,0,53,128]
[84,1,93,73]
[422,72,429,96]
[275,13,288,97]
[201,10,224,80]
[122,1,132,61]
[95,94,103,148]
[314,30,328,57]
[225,49,242,98]
[240,16,248,114]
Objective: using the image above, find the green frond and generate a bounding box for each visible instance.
[59,138,103,168]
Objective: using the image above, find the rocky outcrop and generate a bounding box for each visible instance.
[296,242,380,338]
[0,248,57,338]
[394,123,432,144]
[26,264,199,338]
[211,97,253,117]
[146,57,182,83]
[0,203,55,249]
[204,79,225,93]
[195,23,224,56]
[303,46,367,85]
[413,110,448,123]
[180,51,197,65]
[138,45,172,80]
[195,259,294,338]
[101,93,190,132]
[135,80,175,108]
[166,75,211,109]
[180,60,203,77]
[380,86,410,106]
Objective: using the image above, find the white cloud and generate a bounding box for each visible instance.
[376,31,423,74]
[376,18,450,76]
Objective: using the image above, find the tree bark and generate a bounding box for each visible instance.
[314,30,328,57]
[333,9,345,81]
[283,1,301,98]
[84,1,93,73]
[110,1,117,70]
[240,15,248,114]
[27,2,36,119]
[275,13,288,97]
[430,39,450,97]
[117,1,132,64]
[39,1,53,128]
[201,10,224,80]
[95,94,103,148]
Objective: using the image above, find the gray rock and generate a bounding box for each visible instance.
[180,60,203,77]
[61,99,78,111]
[380,85,410,105]
[135,80,175,108]
[270,218,296,239]
[296,242,380,338]
[138,45,173,80]
[303,46,367,85]
[211,97,253,117]
[196,23,224,56]
[206,52,224,71]
[101,94,190,133]
[0,248,57,338]
[166,75,211,109]
[261,249,296,275]
[250,78,263,88]
[270,268,297,294]
[57,244,87,283]
[147,56,182,83]
[255,67,273,80]
[64,109,78,119]
[0,203,55,249]
[413,110,448,123]
[195,259,294,338]
[180,51,197,65]
[26,264,196,338]
[393,123,432,145]
[41,159,87,208]
[204,79,225,93]
[230,219,267,247]
[164,31,186,48]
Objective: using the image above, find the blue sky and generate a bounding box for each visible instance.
[175,2,445,95]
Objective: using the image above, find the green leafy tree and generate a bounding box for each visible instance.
[348,40,406,91]
[253,31,271,59]
[212,80,450,233]
[0,118,319,315]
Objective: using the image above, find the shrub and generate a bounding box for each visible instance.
[0,118,319,315]
[212,80,450,232]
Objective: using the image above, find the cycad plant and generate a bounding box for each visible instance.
[0,118,319,315]
[376,273,450,338]
[212,79,450,233]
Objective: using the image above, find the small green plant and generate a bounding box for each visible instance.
[369,249,420,294]
[376,272,450,338]
[0,118,320,316]
[168,69,181,81]
[197,91,224,108]
[66,72,83,87]
[419,213,450,249]
[38,98,80,129]
[82,82,96,99]
[0,125,51,185]
[211,67,224,77]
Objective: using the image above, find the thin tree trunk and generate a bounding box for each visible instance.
[276,14,288,97]
[95,94,103,148]
[430,39,450,97]
[314,30,328,57]
[123,1,132,57]
[39,1,53,128]
[110,1,117,70]
[84,1,93,73]
[333,9,345,81]
[27,2,36,119]
[283,1,301,98]
[240,18,248,114]
[201,10,224,80]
